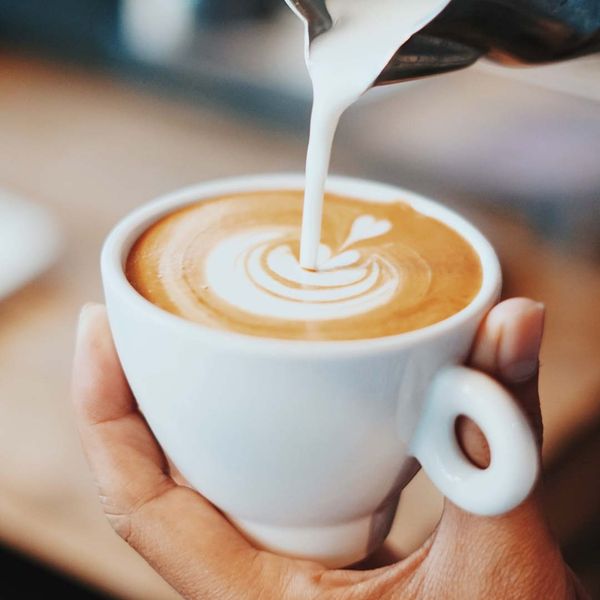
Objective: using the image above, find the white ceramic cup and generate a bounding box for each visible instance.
[101,174,539,568]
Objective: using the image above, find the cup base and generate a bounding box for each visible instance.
[229,498,398,569]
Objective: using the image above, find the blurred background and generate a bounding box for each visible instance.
[0,1,598,598]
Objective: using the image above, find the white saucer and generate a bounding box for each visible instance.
[0,189,62,300]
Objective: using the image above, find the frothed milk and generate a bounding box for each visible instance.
[297,0,452,269]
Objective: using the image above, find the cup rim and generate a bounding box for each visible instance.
[101,173,501,357]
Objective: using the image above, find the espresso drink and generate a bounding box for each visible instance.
[126,190,482,341]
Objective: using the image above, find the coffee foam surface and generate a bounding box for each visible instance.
[126,191,482,341]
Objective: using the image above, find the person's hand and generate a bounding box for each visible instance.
[72,298,589,600]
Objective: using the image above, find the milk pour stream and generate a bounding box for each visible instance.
[296,0,452,270]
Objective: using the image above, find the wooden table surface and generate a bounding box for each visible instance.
[0,53,599,600]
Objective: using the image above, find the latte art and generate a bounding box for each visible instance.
[202,219,430,322]
[127,191,482,340]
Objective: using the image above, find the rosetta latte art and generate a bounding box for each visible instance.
[201,214,430,321]
[126,191,482,340]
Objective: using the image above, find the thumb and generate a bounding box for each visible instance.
[458,297,545,468]
[424,299,576,599]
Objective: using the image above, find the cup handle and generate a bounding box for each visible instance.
[409,366,539,516]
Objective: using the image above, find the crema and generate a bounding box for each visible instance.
[126,191,482,341]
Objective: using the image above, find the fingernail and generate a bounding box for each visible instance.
[77,303,100,339]
[79,302,95,322]
[500,302,545,383]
